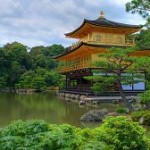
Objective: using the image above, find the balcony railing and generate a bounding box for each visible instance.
[70,41,81,50]
[70,37,135,50]
[58,61,92,73]
[87,38,134,46]
[125,38,135,45]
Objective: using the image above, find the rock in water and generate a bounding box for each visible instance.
[79,100,86,106]
[80,108,108,122]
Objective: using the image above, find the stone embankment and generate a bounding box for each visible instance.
[58,93,86,106]
[58,92,138,102]
[57,92,139,110]
[57,92,86,100]
[57,92,125,105]
[16,89,37,94]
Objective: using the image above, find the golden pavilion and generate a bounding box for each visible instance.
[54,12,150,95]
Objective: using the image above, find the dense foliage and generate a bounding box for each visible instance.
[126,0,150,26]
[86,47,139,111]
[0,42,66,91]
[135,28,150,49]
[126,0,150,18]
[126,0,150,49]
[0,116,149,150]
[139,90,150,109]
[116,107,128,114]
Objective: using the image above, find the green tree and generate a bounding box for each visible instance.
[139,90,150,109]
[126,0,150,17]
[0,42,65,90]
[29,45,58,70]
[126,0,150,50]
[44,44,65,57]
[32,77,46,91]
[135,28,150,49]
[0,48,6,68]
[4,42,31,67]
[30,44,65,58]
[87,47,140,111]
[0,48,7,88]
[33,54,57,69]
[2,42,31,87]
[8,61,25,86]
[29,46,45,57]
[126,0,150,26]
[17,68,63,91]
[44,71,62,86]
[94,116,148,150]
[135,56,150,110]
[16,70,35,89]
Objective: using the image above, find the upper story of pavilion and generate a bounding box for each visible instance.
[65,11,140,49]
[54,12,146,74]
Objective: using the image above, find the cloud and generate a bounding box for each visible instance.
[0,0,24,18]
[0,0,145,47]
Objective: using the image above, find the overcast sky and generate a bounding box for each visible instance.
[0,0,146,47]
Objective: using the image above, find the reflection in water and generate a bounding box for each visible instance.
[0,92,123,128]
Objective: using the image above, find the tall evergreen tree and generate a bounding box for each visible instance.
[87,47,140,111]
[126,0,150,26]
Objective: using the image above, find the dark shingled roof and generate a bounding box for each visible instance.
[85,18,140,28]
[65,17,140,36]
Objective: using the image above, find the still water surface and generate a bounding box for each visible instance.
[0,92,123,128]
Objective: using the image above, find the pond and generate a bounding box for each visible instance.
[0,91,128,128]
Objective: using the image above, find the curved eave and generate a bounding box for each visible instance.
[65,18,141,38]
[65,19,87,37]
[53,42,131,60]
[54,43,150,61]
[53,42,84,59]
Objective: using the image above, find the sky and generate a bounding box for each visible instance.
[0,0,146,48]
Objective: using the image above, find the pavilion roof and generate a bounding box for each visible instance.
[65,17,141,38]
[53,42,130,59]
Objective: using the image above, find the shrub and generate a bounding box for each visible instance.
[0,120,79,150]
[93,116,149,150]
[79,141,110,150]
[0,117,149,150]
[139,90,150,104]
[116,107,128,114]
[139,90,150,109]
[131,110,150,126]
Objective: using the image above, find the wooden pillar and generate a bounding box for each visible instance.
[66,76,71,90]
[65,75,68,90]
